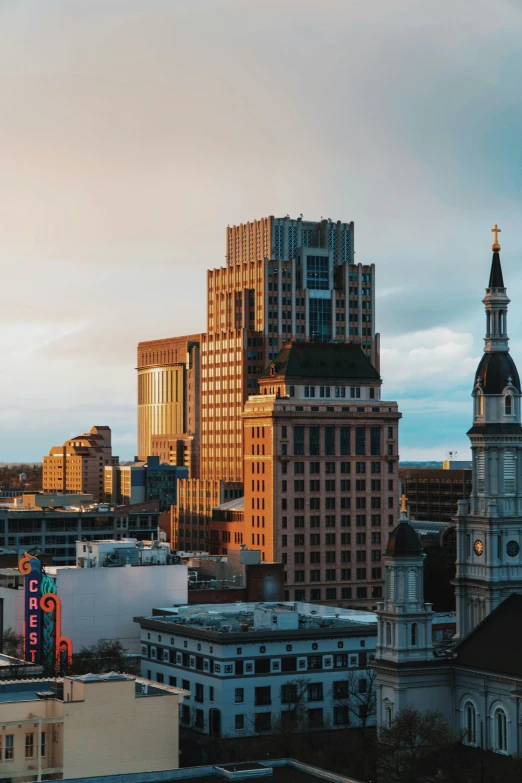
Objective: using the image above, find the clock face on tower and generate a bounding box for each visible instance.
[474,539,484,556]
[507,540,520,557]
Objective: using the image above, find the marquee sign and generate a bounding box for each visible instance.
[18,552,73,673]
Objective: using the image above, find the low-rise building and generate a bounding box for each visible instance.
[104,457,188,511]
[0,673,185,782]
[135,601,377,737]
[0,499,164,565]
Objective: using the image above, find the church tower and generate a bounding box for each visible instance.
[375,496,434,664]
[454,226,522,638]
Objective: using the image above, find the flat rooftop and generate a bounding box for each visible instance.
[0,675,186,703]
[142,601,376,635]
[59,759,362,783]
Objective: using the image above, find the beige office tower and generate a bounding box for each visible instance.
[42,426,118,502]
[137,334,201,475]
[201,216,379,484]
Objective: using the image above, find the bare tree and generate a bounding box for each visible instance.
[275,677,310,733]
[332,665,377,734]
[1,628,24,658]
[377,706,452,783]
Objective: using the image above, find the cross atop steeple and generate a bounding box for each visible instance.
[491,223,501,252]
[400,494,408,515]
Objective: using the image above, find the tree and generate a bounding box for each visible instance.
[71,639,128,674]
[1,628,24,658]
[276,677,310,732]
[332,665,377,735]
[377,706,452,783]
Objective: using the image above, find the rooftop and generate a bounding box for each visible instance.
[0,675,187,703]
[138,601,376,638]
[59,759,362,783]
[259,341,381,383]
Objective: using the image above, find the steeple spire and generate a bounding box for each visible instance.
[483,227,509,354]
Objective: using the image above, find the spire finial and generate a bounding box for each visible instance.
[400,494,408,515]
[491,223,501,252]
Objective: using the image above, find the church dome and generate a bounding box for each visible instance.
[385,521,422,556]
[475,352,520,394]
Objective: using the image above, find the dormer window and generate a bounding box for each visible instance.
[477,395,484,416]
[505,395,512,415]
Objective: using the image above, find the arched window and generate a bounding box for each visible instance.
[385,703,393,728]
[494,707,507,753]
[388,569,395,599]
[505,395,512,415]
[476,451,485,494]
[386,622,392,646]
[463,701,476,745]
[476,394,484,416]
[504,451,516,495]
[411,623,417,647]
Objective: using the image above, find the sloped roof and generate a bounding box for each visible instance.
[259,341,381,382]
[475,351,520,394]
[454,593,522,677]
[488,251,504,288]
[385,521,423,556]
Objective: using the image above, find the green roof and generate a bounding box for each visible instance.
[259,341,381,383]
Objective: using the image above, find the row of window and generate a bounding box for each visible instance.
[292,567,381,581]
[292,426,389,457]
[283,479,393,491]
[283,532,385,547]
[0,732,46,761]
[283,497,392,511]
[282,516,385,531]
[288,586,378,600]
[287,461,390,475]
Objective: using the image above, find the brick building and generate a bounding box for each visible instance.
[399,467,472,523]
[42,426,117,502]
[209,341,401,607]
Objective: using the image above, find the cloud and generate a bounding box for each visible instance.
[1,0,522,459]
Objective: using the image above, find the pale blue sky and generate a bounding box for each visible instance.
[1,0,522,461]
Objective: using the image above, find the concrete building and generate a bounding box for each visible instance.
[400,466,472,523]
[170,478,243,552]
[0,498,164,565]
[104,456,188,511]
[2,540,188,653]
[136,601,377,737]
[0,673,185,782]
[201,341,401,607]
[137,334,201,469]
[43,426,118,502]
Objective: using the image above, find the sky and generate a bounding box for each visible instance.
[1,0,522,462]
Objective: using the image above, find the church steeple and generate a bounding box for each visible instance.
[454,228,522,639]
[375,497,433,664]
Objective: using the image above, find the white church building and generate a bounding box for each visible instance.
[375,227,522,756]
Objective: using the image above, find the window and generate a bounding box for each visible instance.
[5,734,14,760]
[309,426,320,455]
[356,428,366,455]
[308,655,322,670]
[310,461,320,473]
[411,623,417,646]
[463,701,477,745]
[255,686,271,705]
[325,427,335,455]
[370,427,381,455]
[235,714,245,730]
[25,732,34,758]
[334,705,350,725]
[294,479,305,492]
[294,426,305,455]
[308,708,324,728]
[235,688,244,703]
[255,712,272,732]
[326,587,337,600]
[308,682,324,701]
[505,395,512,415]
[386,622,392,645]
[310,479,320,492]
[494,707,508,752]
[195,682,204,702]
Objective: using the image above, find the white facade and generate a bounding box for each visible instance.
[55,563,188,653]
[137,602,377,737]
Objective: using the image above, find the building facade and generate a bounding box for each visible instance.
[399,466,472,523]
[136,601,376,738]
[201,216,378,484]
[0,674,184,782]
[204,341,400,607]
[375,230,522,757]
[104,456,188,511]
[137,334,201,468]
[42,426,118,502]
[0,499,164,565]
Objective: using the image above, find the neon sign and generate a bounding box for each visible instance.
[18,552,73,673]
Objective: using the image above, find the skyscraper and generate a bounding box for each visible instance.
[201,216,379,483]
[137,334,201,472]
